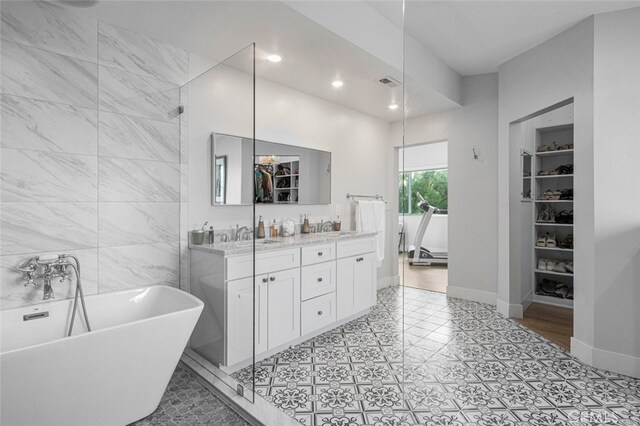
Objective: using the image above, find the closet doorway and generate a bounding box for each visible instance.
[398,142,448,293]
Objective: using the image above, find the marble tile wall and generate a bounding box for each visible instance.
[0,1,188,308]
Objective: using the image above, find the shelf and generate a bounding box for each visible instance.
[535,246,573,252]
[535,269,574,277]
[533,294,574,309]
[534,222,573,227]
[523,176,532,179]
[274,174,299,178]
[535,149,574,157]
[275,187,298,190]
[534,199,573,203]
[535,174,574,179]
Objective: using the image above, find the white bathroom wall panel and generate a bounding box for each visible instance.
[0,149,98,202]
[0,95,98,155]
[97,65,180,122]
[98,22,188,84]
[0,40,98,108]
[98,202,180,248]
[98,242,180,292]
[0,2,186,308]
[0,202,99,256]
[98,157,180,202]
[0,0,98,62]
[98,112,180,162]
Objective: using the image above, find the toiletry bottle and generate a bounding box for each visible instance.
[302,214,310,234]
[209,226,214,244]
[333,215,341,231]
[257,216,265,239]
[270,219,278,238]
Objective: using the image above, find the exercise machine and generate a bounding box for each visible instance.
[407,193,448,266]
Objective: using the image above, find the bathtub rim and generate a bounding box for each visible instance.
[1,285,203,356]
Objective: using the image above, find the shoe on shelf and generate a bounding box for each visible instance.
[558,143,574,150]
[536,234,548,247]
[553,262,568,273]
[537,258,548,270]
[545,260,556,271]
[566,261,574,273]
[546,233,557,248]
[537,144,551,152]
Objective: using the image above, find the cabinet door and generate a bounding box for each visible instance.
[267,268,301,350]
[226,275,267,366]
[336,257,356,321]
[354,252,376,311]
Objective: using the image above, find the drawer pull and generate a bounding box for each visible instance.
[317,252,323,256]
[262,277,268,283]
[356,257,364,262]
[317,310,323,316]
[269,276,276,281]
[317,277,323,282]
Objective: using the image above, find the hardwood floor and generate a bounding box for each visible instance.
[398,253,447,293]
[517,302,573,350]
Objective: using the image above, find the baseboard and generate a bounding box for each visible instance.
[447,285,496,306]
[521,290,533,311]
[571,338,640,379]
[496,298,523,319]
[378,275,399,289]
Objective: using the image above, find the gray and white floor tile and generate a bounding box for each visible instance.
[234,286,640,426]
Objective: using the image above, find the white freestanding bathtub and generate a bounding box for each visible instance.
[0,285,204,426]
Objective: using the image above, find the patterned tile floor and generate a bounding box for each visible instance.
[132,364,250,426]
[234,286,640,426]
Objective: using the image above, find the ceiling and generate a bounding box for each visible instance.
[370,0,640,76]
[61,0,457,121]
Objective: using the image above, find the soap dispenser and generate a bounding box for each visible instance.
[302,214,310,234]
[257,216,265,239]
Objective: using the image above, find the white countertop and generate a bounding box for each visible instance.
[190,231,377,256]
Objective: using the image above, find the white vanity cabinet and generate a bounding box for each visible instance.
[190,234,376,373]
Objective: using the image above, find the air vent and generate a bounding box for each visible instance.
[378,76,402,88]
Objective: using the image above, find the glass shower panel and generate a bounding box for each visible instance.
[180,44,256,402]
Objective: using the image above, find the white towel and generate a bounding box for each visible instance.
[356,200,386,267]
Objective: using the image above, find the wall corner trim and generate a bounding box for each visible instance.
[571,338,640,379]
[447,286,496,306]
[496,298,523,318]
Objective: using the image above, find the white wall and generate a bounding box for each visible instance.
[497,17,595,334]
[592,7,640,375]
[391,74,499,304]
[186,54,396,285]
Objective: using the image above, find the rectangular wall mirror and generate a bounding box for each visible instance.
[211,133,331,205]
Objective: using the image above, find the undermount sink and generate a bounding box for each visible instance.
[230,239,280,247]
[322,231,357,237]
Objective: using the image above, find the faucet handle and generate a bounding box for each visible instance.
[23,278,38,287]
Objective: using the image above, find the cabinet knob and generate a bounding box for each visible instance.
[262,277,268,283]
[356,257,364,262]
[317,310,323,316]
[317,277,323,282]
[269,276,276,281]
[317,252,323,256]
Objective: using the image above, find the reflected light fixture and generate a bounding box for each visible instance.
[388,103,399,111]
[332,80,344,88]
[267,54,282,63]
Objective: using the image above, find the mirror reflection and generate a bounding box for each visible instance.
[212,134,331,205]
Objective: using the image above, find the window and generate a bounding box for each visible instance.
[399,169,448,214]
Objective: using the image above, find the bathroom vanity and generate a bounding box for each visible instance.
[189,232,377,373]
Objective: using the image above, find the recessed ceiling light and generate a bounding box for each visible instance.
[388,103,399,111]
[332,80,344,88]
[267,54,282,63]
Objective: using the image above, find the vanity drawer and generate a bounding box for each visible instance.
[227,248,300,281]
[301,243,336,266]
[301,293,336,335]
[337,237,376,258]
[301,261,336,301]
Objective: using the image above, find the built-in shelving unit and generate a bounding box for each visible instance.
[530,124,575,307]
[274,159,299,204]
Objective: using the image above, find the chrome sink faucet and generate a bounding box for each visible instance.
[319,221,334,233]
[235,225,251,241]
